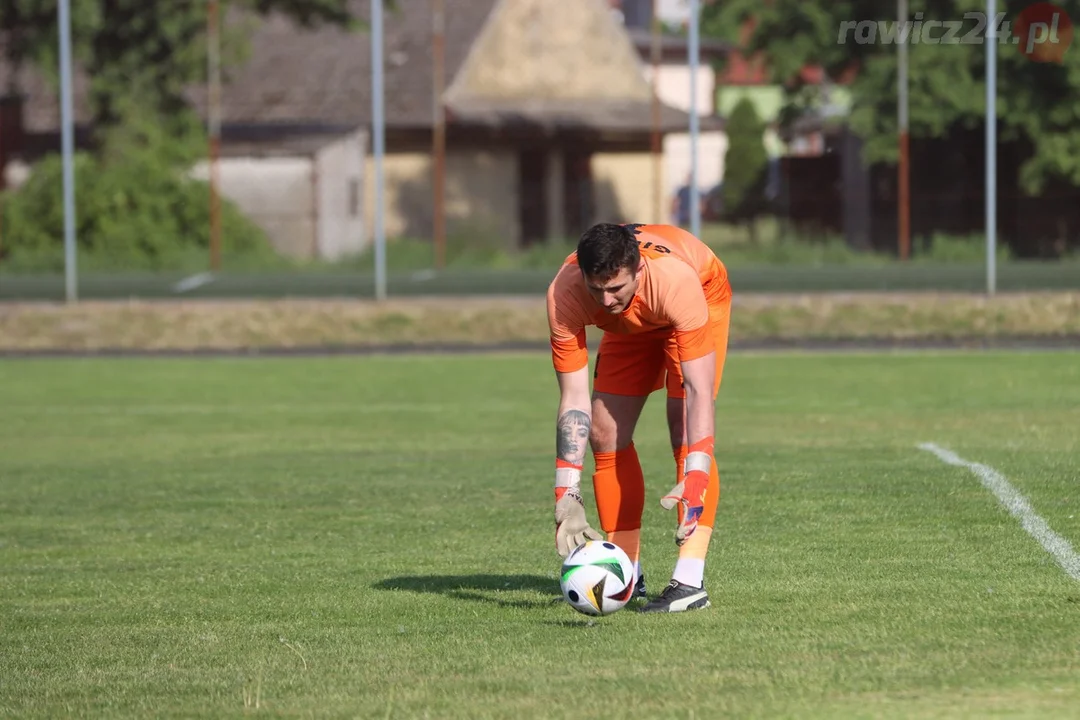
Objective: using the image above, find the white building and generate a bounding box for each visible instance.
[614,0,731,221]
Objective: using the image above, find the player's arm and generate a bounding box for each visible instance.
[556,366,592,469]
[659,351,717,544]
[552,366,603,557]
[546,276,603,557]
[680,352,716,452]
[656,267,718,544]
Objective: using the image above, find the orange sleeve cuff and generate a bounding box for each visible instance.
[675,322,714,362]
[550,332,588,373]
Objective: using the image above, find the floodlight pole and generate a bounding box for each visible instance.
[432,0,446,270]
[688,0,701,238]
[985,0,997,295]
[372,0,387,301]
[59,0,77,302]
[208,0,223,272]
[897,0,910,261]
[650,2,662,225]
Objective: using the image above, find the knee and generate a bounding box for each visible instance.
[590,392,643,453]
[589,415,618,454]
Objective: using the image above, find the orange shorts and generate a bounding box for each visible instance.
[592,299,730,399]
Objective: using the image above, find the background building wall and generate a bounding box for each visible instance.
[192,155,316,260]
[314,130,367,260]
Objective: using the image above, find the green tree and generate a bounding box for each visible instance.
[0,95,277,271]
[702,0,1080,193]
[0,1,367,269]
[0,0,361,129]
[722,96,769,237]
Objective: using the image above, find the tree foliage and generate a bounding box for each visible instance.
[0,95,275,271]
[721,97,769,223]
[702,0,1080,193]
[0,0,360,127]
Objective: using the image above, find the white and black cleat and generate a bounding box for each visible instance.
[638,579,710,613]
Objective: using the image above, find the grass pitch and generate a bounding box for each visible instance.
[1,351,1079,718]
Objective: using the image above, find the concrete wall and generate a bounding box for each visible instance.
[192,155,316,259]
[188,131,370,261]
[365,149,518,247]
[314,130,366,260]
[591,152,662,226]
[662,131,728,210]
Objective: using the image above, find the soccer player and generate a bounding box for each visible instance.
[547,222,731,613]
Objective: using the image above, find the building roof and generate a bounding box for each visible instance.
[624,27,732,63]
[186,0,499,131]
[445,96,709,134]
[438,0,718,134]
[3,0,712,138]
[194,0,708,134]
[0,39,92,132]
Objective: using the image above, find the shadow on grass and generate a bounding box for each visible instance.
[373,573,559,609]
[540,619,605,628]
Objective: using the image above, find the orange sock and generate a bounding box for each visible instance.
[607,529,641,567]
[592,443,646,564]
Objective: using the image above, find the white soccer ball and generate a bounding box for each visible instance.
[559,540,636,616]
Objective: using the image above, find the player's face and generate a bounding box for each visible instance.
[583,266,640,314]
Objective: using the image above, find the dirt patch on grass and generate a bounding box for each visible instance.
[1,292,1079,352]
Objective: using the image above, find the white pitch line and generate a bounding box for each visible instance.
[918,442,1080,582]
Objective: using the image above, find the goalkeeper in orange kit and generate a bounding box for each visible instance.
[547,222,731,613]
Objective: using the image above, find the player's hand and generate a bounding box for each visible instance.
[661,469,709,546]
[554,488,602,558]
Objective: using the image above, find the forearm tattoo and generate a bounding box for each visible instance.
[556,409,591,466]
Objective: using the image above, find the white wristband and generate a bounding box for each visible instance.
[685,451,711,475]
[555,466,582,488]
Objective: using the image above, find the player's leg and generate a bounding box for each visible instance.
[590,333,666,596]
[642,303,731,612]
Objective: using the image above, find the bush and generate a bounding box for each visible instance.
[0,103,278,272]
[721,97,770,225]
[915,233,1013,264]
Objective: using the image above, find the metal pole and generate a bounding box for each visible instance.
[986,0,997,295]
[688,0,701,238]
[58,0,77,303]
[372,0,387,301]
[432,0,446,269]
[208,0,223,272]
[898,0,910,261]
[650,1,662,225]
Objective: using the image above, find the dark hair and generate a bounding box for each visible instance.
[576,223,640,278]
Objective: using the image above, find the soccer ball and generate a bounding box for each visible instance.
[559,540,636,616]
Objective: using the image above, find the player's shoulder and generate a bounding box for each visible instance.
[647,249,704,287]
[546,252,583,297]
[627,223,701,250]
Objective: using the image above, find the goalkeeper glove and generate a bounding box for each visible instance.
[554,459,602,558]
[661,437,714,546]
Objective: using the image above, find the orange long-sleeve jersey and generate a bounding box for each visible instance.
[545,224,731,374]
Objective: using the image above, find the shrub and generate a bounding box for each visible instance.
[0,103,277,272]
[721,97,770,225]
